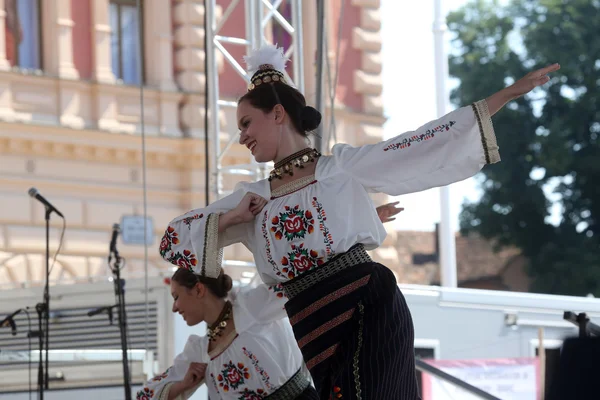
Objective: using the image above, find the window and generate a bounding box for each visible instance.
[109,0,144,85]
[4,0,42,69]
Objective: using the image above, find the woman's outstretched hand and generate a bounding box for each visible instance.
[486,63,561,116]
[509,63,561,98]
[376,201,404,224]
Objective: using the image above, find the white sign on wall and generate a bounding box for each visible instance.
[422,358,539,400]
[121,215,155,246]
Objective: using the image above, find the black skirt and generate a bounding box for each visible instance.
[282,245,421,400]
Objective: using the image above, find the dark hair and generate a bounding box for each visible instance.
[238,82,322,136]
[171,268,233,299]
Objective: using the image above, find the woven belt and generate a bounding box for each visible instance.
[265,367,311,399]
[282,244,372,299]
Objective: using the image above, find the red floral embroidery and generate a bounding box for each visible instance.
[268,283,286,299]
[151,367,170,382]
[136,387,154,400]
[281,243,324,279]
[262,211,283,277]
[218,361,251,392]
[237,388,267,399]
[271,205,314,241]
[383,121,455,152]
[167,249,198,271]
[183,213,203,229]
[159,226,179,257]
[312,197,334,257]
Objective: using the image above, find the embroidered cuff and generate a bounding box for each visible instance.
[201,213,223,279]
[157,381,203,400]
[158,382,174,400]
[472,99,500,164]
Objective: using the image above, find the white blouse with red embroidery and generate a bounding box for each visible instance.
[159,101,499,285]
[137,284,304,400]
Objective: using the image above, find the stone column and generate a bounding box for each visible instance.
[41,0,79,79]
[144,0,177,91]
[91,0,116,83]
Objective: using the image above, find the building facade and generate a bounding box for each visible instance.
[0,0,390,289]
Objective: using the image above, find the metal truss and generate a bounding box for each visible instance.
[205,0,305,201]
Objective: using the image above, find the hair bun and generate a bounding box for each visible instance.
[216,273,233,296]
[300,106,322,132]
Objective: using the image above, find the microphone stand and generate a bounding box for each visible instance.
[90,247,132,400]
[112,251,132,400]
[33,206,53,399]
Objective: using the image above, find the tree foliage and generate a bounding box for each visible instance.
[448,0,600,295]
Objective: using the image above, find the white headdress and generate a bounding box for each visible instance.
[243,44,290,91]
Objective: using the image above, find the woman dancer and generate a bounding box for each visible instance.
[136,268,317,400]
[160,45,559,399]
[141,203,401,400]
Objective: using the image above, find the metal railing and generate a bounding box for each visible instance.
[415,359,501,400]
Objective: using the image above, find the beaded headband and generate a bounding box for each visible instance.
[248,65,288,91]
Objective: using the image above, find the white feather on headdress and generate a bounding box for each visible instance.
[243,44,289,76]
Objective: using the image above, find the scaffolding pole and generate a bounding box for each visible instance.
[204,0,306,271]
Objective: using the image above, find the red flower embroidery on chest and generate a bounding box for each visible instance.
[281,243,324,279]
[135,387,154,400]
[271,205,314,241]
[159,226,179,257]
[218,361,251,392]
[237,388,267,399]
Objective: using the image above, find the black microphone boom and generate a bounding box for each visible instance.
[0,308,22,327]
[1,309,22,335]
[110,223,121,255]
[28,188,64,218]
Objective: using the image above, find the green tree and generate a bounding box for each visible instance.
[448,0,600,296]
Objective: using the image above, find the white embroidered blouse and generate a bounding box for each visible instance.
[137,284,304,400]
[159,101,499,285]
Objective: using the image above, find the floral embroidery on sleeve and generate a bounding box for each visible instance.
[167,249,198,271]
[383,120,455,152]
[183,213,204,229]
[217,361,251,392]
[136,387,154,400]
[151,367,170,382]
[159,226,179,257]
[267,283,286,299]
[270,205,314,241]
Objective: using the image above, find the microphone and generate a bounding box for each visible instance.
[28,187,64,218]
[88,306,115,325]
[110,224,120,255]
[1,309,22,336]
